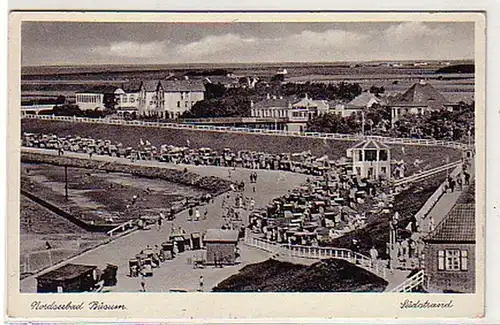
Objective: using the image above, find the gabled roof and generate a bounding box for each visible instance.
[36,263,97,281]
[292,97,319,108]
[425,204,475,243]
[161,80,206,92]
[390,81,448,110]
[348,92,381,107]
[204,229,239,242]
[350,139,390,150]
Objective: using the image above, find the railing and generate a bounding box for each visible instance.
[22,115,470,150]
[244,235,387,279]
[106,219,135,237]
[393,161,462,187]
[389,270,425,292]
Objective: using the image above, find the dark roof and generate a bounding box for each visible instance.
[350,139,390,150]
[160,80,205,92]
[36,263,97,281]
[78,85,120,94]
[253,97,293,109]
[390,81,448,110]
[122,80,142,92]
[141,80,161,92]
[348,92,381,107]
[426,204,475,243]
[204,229,239,242]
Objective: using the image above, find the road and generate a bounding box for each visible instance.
[20,147,310,292]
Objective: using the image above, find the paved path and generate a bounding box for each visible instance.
[20,148,309,292]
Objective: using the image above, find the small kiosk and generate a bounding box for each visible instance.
[348,139,392,180]
[204,229,239,265]
[36,263,98,293]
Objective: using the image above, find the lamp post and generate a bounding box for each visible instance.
[64,166,69,199]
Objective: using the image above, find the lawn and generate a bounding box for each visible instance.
[213,258,388,292]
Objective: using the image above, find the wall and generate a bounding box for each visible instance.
[164,91,205,118]
[424,242,475,293]
[205,242,236,265]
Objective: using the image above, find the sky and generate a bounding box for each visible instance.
[21,21,475,66]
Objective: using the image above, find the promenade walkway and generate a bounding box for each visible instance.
[20,148,309,292]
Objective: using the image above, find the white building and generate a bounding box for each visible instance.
[75,85,121,111]
[251,94,330,132]
[347,139,392,180]
[160,80,205,119]
[136,80,205,119]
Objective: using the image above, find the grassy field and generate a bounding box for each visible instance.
[21,119,461,175]
[213,258,388,292]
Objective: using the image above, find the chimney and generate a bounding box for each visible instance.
[266,93,271,100]
[272,95,277,100]
[279,96,283,99]
[250,100,254,108]
[305,93,309,100]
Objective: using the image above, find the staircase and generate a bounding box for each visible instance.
[388,269,425,292]
[244,235,387,280]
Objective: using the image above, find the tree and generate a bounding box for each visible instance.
[205,83,226,99]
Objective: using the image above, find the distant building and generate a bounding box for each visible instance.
[331,92,383,117]
[347,140,391,180]
[136,80,205,119]
[75,85,121,111]
[251,94,329,132]
[388,80,456,124]
[203,229,239,265]
[423,204,475,293]
[115,81,141,115]
[161,80,205,118]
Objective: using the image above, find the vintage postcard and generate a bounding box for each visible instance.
[7,11,485,320]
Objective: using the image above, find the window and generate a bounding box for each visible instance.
[365,150,378,161]
[379,150,388,161]
[381,166,387,175]
[438,249,468,271]
[185,101,188,107]
[177,101,181,108]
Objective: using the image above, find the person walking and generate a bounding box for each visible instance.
[199,275,204,292]
[188,207,194,222]
[157,216,162,231]
[369,246,379,267]
[203,207,208,220]
[140,274,146,292]
[194,207,201,221]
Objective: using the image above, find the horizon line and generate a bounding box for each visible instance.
[21,59,475,69]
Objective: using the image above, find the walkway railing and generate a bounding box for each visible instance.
[22,114,469,150]
[393,161,462,187]
[107,219,135,237]
[244,235,387,280]
[389,270,425,292]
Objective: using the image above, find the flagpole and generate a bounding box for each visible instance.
[361,111,365,136]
